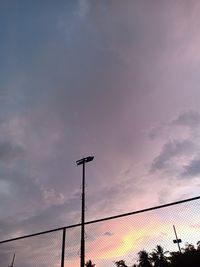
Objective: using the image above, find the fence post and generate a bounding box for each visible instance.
[61,228,66,267]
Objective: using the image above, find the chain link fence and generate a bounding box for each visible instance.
[0,196,199,267]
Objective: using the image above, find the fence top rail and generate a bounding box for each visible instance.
[0,195,199,244]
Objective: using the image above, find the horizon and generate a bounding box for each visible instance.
[1,195,200,266]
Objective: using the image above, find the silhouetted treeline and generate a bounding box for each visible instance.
[114,242,200,267]
[86,241,200,267]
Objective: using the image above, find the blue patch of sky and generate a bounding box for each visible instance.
[0,1,79,117]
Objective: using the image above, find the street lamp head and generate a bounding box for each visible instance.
[85,156,94,162]
[76,156,94,166]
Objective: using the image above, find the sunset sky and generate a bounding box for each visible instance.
[1,1,200,266]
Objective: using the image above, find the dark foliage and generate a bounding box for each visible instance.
[85,259,95,267]
[138,250,152,267]
[115,260,128,267]
[114,242,200,267]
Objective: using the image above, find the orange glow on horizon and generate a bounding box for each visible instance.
[90,223,200,261]
[81,205,200,265]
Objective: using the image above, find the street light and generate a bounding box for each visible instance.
[76,156,94,267]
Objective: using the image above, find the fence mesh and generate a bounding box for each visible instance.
[0,197,199,267]
[0,231,62,267]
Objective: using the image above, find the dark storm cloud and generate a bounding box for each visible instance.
[172,110,200,128]
[182,158,200,177]
[0,187,82,239]
[151,140,194,172]
[0,0,164,217]
[0,169,45,220]
[0,141,25,162]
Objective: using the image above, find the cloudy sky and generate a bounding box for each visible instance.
[1,0,200,266]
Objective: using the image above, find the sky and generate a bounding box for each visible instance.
[1,0,200,266]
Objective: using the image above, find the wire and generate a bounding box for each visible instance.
[1,195,200,244]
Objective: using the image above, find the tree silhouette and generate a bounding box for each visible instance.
[114,241,200,267]
[138,250,152,267]
[115,260,128,267]
[171,242,200,267]
[150,245,169,267]
[85,260,95,267]
[196,241,200,251]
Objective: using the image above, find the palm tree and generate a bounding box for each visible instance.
[115,260,128,267]
[150,252,159,267]
[138,250,152,267]
[196,241,200,251]
[183,243,196,253]
[150,245,168,267]
[85,260,95,267]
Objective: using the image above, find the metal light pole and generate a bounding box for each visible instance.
[173,225,182,253]
[76,156,94,267]
[8,253,15,267]
[61,228,66,267]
